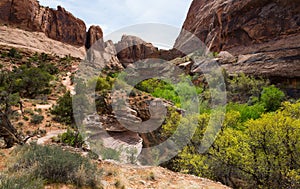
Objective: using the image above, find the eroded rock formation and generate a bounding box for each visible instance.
[0,0,86,46]
[86,25,104,49]
[115,35,159,67]
[0,0,107,49]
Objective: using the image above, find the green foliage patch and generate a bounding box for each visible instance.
[260,85,285,112]
[51,91,74,126]
[0,174,44,189]
[163,101,300,188]
[7,144,99,188]
[30,114,44,124]
[59,129,84,148]
[136,78,202,108]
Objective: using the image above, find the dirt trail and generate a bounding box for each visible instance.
[62,72,75,95]
[35,66,78,145]
[36,64,78,145]
[36,129,67,145]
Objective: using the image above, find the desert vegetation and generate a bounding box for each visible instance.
[0,144,101,189]
[149,73,299,188]
[0,46,299,189]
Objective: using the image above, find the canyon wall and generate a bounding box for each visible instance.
[175,0,300,54]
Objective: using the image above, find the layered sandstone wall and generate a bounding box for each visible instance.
[0,0,87,46]
[175,0,300,54]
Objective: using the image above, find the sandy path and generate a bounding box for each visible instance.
[35,104,52,109]
[62,72,75,95]
[37,129,67,145]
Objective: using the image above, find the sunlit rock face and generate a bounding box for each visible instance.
[115,35,159,67]
[0,0,87,46]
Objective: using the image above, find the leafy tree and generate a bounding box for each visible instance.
[10,66,53,98]
[164,101,300,188]
[51,91,74,125]
[260,85,285,112]
[0,71,20,110]
[0,71,23,147]
[227,73,268,103]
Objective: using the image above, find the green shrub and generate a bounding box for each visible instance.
[59,129,84,148]
[101,148,120,161]
[96,77,113,91]
[227,73,268,103]
[51,91,74,125]
[212,51,219,57]
[136,78,202,108]
[28,52,39,63]
[152,87,180,106]
[8,48,22,59]
[260,85,285,112]
[23,116,29,121]
[1,52,7,58]
[226,102,265,123]
[24,109,34,115]
[40,53,49,62]
[88,151,99,160]
[30,114,44,124]
[88,76,115,92]
[10,144,99,188]
[0,174,44,189]
[38,63,59,75]
[10,66,53,98]
[34,108,42,113]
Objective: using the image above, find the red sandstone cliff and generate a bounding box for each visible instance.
[0,0,108,49]
[174,0,300,78]
[174,0,300,54]
[0,0,87,46]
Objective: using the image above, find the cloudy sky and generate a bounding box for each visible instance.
[38,0,192,46]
